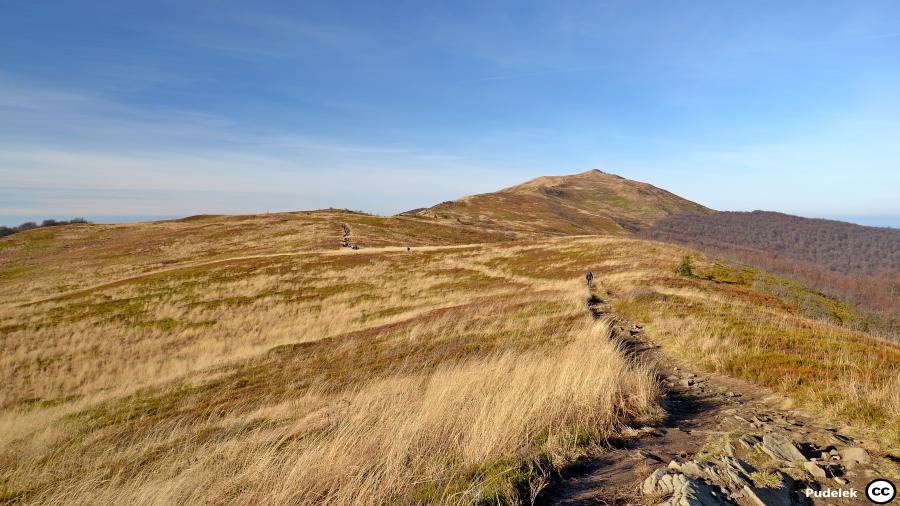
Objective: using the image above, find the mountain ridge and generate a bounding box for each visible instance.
[407,169,711,236]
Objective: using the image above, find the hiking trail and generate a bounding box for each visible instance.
[539,286,896,505]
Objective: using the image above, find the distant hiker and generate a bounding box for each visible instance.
[585,271,594,288]
[407,246,410,252]
[340,223,352,248]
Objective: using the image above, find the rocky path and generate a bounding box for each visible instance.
[539,291,894,505]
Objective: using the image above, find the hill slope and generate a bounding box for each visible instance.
[646,210,900,275]
[408,169,711,236]
[644,211,900,326]
[2,172,899,504]
[0,209,510,305]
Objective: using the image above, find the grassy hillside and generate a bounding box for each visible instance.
[644,211,900,335]
[410,169,710,236]
[2,174,899,503]
[2,217,899,503]
[0,209,510,305]
[2,234,664,504]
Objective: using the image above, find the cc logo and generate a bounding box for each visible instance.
[866,479,896,504]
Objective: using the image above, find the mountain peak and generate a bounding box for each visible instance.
[500,169,627,193]
[412,170,710,236]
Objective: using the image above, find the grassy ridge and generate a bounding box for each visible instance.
[615,261,900,447]
[2,218,898,503]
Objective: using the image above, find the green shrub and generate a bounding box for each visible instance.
[674,255,694,277]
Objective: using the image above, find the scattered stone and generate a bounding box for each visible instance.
[668,460,682,471]
[738,434,761,449]
[714,457,754,490]
[803,461,828,479]
[680,461,705,478]
[761,433,807,463]
[679,378,694,387]
[839,447,869,468]
[666,474,726,506]
[741,473,793,506]
[644,472,726,506]
[641,468,667,495]
[834,477,848,485]
[829,432,852,445]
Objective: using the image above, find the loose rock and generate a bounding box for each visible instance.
[761,433,807,463]
[803,461,827,479]
[738,434,761,449]
[839,447,870,468]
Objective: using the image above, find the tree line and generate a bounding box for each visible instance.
[643,210,900,336]
[0,218,91,238]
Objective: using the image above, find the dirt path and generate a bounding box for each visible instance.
[539,289,895,505]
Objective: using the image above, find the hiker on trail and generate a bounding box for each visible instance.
[585,271,593,288]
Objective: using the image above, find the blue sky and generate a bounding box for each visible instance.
[2,1,899,227]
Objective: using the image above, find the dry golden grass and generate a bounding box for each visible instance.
[1,233,663,504]
[0,209,508,305]
[2,215,898,504]
[3,320,659,505]
[613,259,900,447]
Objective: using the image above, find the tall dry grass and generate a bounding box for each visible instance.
[615,283,900,446]
[260,321,659,505]
[29,320,658,505]
[1,237,663,504]
[4,230,898,503]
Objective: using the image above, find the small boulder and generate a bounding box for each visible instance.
[738,434,761,449]
[803,461,827,479]
[742,484,792,506]
[741,472,794,506]
[642,468,667,495]
[839,447,870,468]
[680,461,704,477]
[667,474,726,506]
[761,433,807,463]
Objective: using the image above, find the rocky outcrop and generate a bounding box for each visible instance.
[643,457,799,506]
[760,433,807,463]
[642,468,728,505]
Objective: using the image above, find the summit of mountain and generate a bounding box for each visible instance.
[408,169,711,236]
